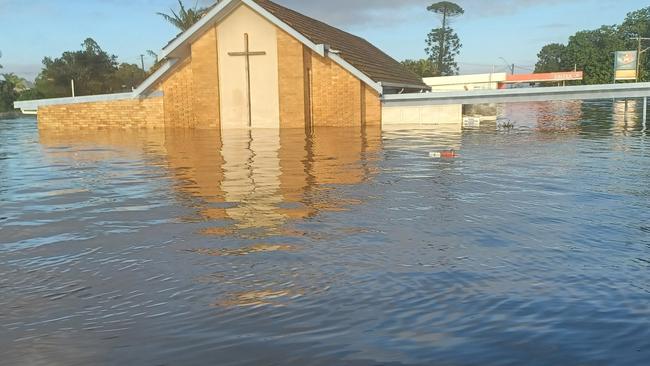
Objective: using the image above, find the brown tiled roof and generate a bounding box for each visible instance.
[253,0,428,89]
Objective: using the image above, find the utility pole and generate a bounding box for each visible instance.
[511,64,515,75]
[140,54,145,71]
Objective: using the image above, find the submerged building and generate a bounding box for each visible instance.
[16,0,430,129]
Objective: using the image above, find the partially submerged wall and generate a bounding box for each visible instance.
[38,97,164,129]
[382,104,462,129]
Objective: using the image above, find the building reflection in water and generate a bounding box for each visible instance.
[611,99,642,134]
[500,100,584,132]
[39,125,382,241]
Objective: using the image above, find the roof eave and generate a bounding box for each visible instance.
[133,58,180,97]
[160,0,240,59]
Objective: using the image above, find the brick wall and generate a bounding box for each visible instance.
[161,59,195,128]
[191,27,220,129]
[38,97,164,129]
[277,30,307,129]
[362,85,382,126]
[310,52,380,128]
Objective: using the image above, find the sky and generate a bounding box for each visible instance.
[0,0,647,81]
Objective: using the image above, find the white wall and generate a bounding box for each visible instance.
[423,73,507,92]
[218,4,280,129]
[382,104,462,130]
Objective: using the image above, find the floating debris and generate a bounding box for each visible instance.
[216,290,293,307]
[429,150,458,159]
[188,244,298,257]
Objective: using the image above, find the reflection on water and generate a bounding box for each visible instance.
[1,100,649,366]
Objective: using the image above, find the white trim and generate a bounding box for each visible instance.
[14,92,136,113]
[160,0,238,58]
[133,58,179,97]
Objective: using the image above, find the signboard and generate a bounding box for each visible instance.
[615,51,638,80]
[504,71,584,83]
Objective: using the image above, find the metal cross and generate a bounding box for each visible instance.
[228,33,266,127]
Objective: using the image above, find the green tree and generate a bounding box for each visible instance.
[35,38,118,97]
[0,77,18,112]
[112,63,147,92]
[564,26,627,84]
[2,73,29,92]
[425,1,464,76]
[158,0,210,31]
[31,38,146,98]
[401,59,438,77]
[619,7,650,80]
[535,43,569,73]
[534,6,650,84]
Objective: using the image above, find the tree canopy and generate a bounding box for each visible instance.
[401,59,438,78]
[426,1,464,18]
[535,6,650,84]
[158,0,210,31]
[425,1,464,76]
[33,38,146,98]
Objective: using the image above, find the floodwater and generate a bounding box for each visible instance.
[1,100,649,365]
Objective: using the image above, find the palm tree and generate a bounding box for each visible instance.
[157,0,210,32]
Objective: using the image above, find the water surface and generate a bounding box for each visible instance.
[1,100,649,365]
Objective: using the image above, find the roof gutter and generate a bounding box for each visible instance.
[380,81,431,92]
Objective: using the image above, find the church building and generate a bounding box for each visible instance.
[17,0,430,129]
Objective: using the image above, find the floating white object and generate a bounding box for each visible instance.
[463,116,481,128]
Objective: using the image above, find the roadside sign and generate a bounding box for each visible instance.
[615,51,638,80]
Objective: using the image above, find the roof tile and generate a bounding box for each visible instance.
[253,0,427,88]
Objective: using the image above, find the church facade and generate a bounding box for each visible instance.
[21,0,429,129]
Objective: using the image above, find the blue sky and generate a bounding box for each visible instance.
[0,0,647,80]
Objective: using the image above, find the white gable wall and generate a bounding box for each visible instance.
[218,4,280,129]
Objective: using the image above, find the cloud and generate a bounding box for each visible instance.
[200,0,621,28]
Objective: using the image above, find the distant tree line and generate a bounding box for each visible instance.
[535,7,650,84]
[402,1,464,78]
[0,39,147,112]
[0,0,208,112]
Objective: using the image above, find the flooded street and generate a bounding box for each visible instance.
[1,101,649,365]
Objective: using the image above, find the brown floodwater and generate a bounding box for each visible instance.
[1,100,649,365]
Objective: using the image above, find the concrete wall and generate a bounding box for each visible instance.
[382,104,462,129]
[423,73,507,92]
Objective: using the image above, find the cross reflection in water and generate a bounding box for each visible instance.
[39,126,384,239]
